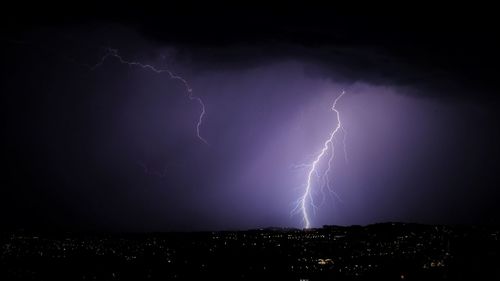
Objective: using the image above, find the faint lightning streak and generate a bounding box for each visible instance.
[298,90,346,229]
[341,125,348,163]
[137,161,168,178]
[90,48,208,144]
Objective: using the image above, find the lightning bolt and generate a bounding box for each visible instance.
[90,48,208,144]
[294,91,347,229]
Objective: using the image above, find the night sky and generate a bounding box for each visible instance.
[2,3,500,231]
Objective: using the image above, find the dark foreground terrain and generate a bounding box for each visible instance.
[1,223,499,280]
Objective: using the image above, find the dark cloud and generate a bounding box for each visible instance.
[4,3,499,100]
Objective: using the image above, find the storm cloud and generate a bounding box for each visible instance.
[1,4,500,231]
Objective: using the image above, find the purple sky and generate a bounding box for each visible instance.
[2,22,500,231]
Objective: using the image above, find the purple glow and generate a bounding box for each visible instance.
[81,56,493,229]
[3,26,499,231]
